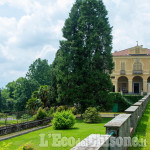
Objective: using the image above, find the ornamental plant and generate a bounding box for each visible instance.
[33,107,47,120]
[52,110,75,129]
[83,107,101,123]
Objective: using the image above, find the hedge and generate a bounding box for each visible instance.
[123,95,143,104]
[108,92,132,112]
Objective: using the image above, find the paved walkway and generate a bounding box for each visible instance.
[0,124,51,141]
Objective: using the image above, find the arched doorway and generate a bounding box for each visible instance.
[118,76,128,93]
[132,76,143,94]
[147,77,150,94]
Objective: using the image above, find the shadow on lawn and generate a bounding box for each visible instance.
[67,118,112,130]
[76,117,112,124]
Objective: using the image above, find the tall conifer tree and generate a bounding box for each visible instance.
[55,0,114,110]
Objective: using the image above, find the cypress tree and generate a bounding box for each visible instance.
[55,0,114,110]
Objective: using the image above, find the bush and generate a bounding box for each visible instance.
[33,107,47,120]
[56,105,69,112]
[52,110,76,129]
[48,107,55,117]
[123,95,143,104]
[23,144,36,150]
[83,107,101,123]
[56,105,78,115]
[96,105,106,112]
[69,107,78,115]
[0,142,36,150]
[0,142,12,150]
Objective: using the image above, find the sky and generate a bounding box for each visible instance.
[1,0,150,88]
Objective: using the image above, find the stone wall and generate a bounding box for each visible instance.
[0,117,52,136]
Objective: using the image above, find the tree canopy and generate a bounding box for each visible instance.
[54,0,114,110]
[26,58,51,86]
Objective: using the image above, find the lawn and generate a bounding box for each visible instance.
[129,102,150,150]
[0,118,111,150]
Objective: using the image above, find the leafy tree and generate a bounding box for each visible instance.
[1,88,9,112]
[6,99,15,112]
[6,81,16,99]
[1,89,9,100]
[0,89,3,112]
[54,0,113,111]
[48,86,56,106]
[26,98,42,114]
[26,58,51,86]
[14,77,39,111]
[49,64,58,105]
[29,85,56,109]
[38,85,49,107]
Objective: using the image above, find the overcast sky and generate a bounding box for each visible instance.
[0,0,150,88]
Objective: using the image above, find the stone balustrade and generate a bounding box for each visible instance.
[71,95,150,150]
[125,106,138,133]
[139,95,149,111]
[139,100,146,111]
[104,114,131,138]
[133,102,143,118]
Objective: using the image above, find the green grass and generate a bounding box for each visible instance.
[0,118,111,150]
[129,102,150,150]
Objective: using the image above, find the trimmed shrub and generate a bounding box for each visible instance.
[52,110,75,129]
[83,107,101,123]
[33,107,47,120]
[123,95,143,104]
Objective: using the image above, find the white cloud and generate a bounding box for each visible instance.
[35,45,57,60]
[0,0,74,87]
[1,0,150,87]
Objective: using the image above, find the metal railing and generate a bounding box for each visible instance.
[133,70,143,74]
[120,70,126,75]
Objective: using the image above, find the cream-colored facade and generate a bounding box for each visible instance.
[111,45,150,95]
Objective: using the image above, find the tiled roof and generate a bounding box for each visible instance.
[112,49,150,56]
[113,49,129,56]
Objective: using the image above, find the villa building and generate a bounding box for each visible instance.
[111,45,150,95]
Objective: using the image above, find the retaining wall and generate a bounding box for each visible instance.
[0,117,52,136]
